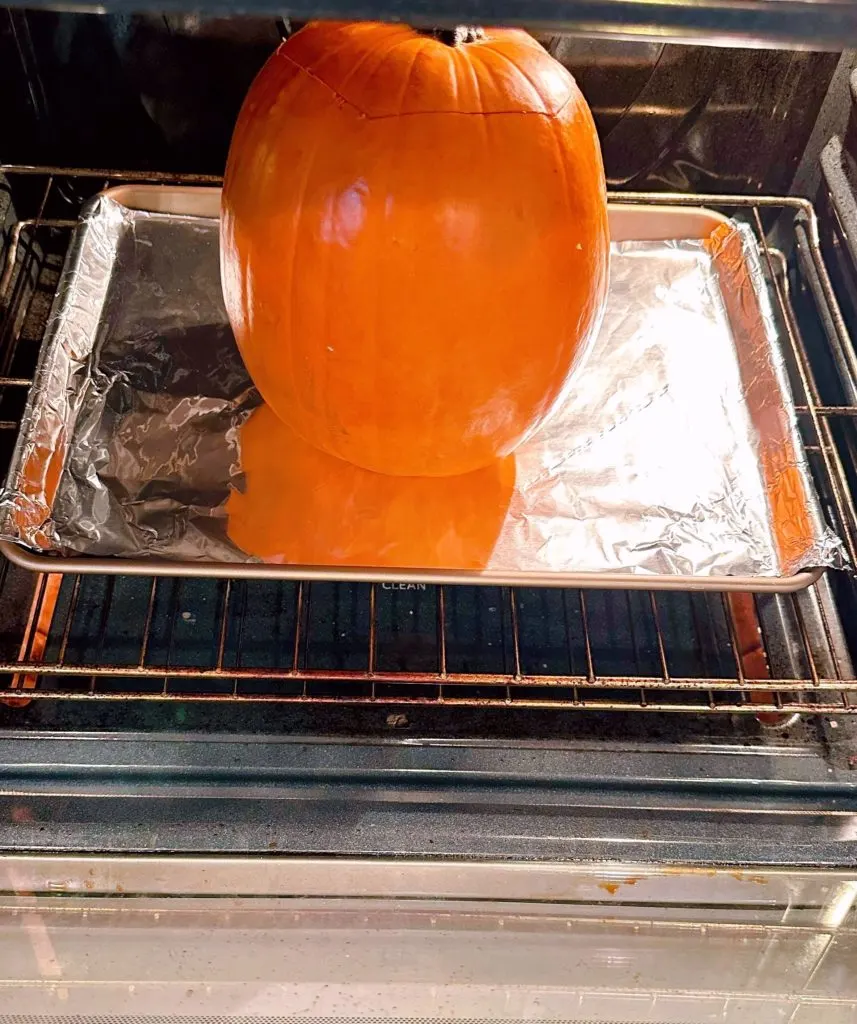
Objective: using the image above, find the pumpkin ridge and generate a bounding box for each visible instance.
[326,29,419,111]
[278,81,344,439]
[462,42,486,116]
[388,38,433,116]
[475,43,565,114]
[546,113,579,416]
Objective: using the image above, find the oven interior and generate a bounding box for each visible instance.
[1,10,857,864]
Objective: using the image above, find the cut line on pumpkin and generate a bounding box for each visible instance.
[278,48,576,122]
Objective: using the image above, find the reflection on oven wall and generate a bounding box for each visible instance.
[1,11,281,171]
[541,35,839,194]
[0,9,840,194]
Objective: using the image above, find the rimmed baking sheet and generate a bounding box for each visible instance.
[0,186,844,591]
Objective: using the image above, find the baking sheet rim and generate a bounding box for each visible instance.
[0,186,828,592]
[0,540,824,592]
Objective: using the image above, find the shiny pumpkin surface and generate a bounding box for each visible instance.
[227,404,516,567]
[222,21,608,476]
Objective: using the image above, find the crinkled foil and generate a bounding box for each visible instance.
[0,193,844,580]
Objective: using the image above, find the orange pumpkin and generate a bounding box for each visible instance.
[222,21,608,476]
[227,403,515,568]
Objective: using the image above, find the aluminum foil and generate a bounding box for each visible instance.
[0,193,844,580]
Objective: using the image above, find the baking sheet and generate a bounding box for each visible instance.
[0,188,844,587]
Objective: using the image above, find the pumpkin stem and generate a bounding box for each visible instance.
[418,26,485,46]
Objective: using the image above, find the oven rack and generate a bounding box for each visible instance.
[0,164,856,716]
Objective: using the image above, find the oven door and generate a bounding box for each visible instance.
[2,857,856,1022]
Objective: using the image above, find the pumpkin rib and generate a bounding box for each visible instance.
[466,44,487,118]
[465,47,508,113]
[328,29,414,105]
[549,104,584,367]
[472,43,554,115]
[294,37,406,443]
[317,151,336,444]
[276,79,342,444]
[368,101,409,449]
[540,115,588,437]
[379,36,433,116]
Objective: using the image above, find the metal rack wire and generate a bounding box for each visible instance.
[1,164,856,715]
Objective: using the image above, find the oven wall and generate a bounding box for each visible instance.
[0,9,843,194]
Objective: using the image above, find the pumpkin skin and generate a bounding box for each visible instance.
[227,404,516,567]
[222,21,608,476]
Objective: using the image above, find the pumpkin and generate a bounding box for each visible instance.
[221,21,608,476]
[227,403,515,568]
